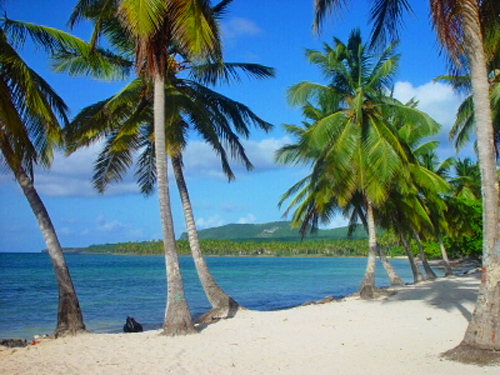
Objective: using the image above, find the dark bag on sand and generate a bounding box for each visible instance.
[123,316,143,333]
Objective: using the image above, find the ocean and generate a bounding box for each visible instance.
[0,253,440,340]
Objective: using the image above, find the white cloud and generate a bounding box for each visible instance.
[321,215,349,230]
[182,136,291,179]
[393,81,463,133]
[31,142,140,197]
[2,131,291,197]
[242,137,292,172]
[221,17,262,39]
[238,213,256,224]
[196,214,226,229]
[95,215,126,232]
[393,80,475,159]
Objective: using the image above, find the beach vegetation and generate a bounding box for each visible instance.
[276,29,442,298]
[313,0,500,356]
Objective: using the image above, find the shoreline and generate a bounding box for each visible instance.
[1,274,491,374]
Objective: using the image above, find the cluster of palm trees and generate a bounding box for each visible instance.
[1,0,499,356]
[312,0,500,354]
[2,0,274,336]
[276,29,459,294]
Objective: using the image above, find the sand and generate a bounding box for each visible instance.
[1,274,496,374]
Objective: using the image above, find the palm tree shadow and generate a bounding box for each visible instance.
[382,274,480,321]
[195,304,245,332]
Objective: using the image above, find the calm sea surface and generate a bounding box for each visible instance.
[0,253,440,339]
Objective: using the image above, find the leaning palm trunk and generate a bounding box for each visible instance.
[459,1,500,351]
[412,230,437,280]
[357,207,404,285]
[171,155,243,322]
[376,244,405,285]
[394,219,424,284]
[436,231,454,277]
[359,199,378,299]
[154,75,195,336]
[14,165,85,337]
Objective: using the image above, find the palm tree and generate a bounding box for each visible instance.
[350,201,405,286]
[0,17,87,336]
[107,0,220,336]
[438,28,500,159]
[276,116,405,287]
[416,147,455,276]
[277,29,439,298]
[313,0,500,352]
[450,158,482,200]
[63,0,274,324]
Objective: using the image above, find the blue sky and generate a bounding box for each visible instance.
[1,0,473,252]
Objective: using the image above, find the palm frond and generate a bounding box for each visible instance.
[189,62,275,86]
[368,0,413,49]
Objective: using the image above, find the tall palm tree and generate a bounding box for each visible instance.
[0,17,88,336]
[438,26,500,159]
[313,0,500,352]
[276,115,405,287]
[65,70,273,318]
[349,200,405,285]
[277,29,439,298]
[106,0,220,336]
[64,0,274,325]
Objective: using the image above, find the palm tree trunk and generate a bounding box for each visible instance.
[394,218,424,284]
[436,230,454,277]
[458,1,500,350]
[376,244,405,285]
[356,206,404,285]
[171,155,242,322]
[14,165,85,337]
[154,74,195,336]
[359,199,378,299]
[412,230,437,280]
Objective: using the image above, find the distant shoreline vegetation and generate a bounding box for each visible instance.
[44,238,407,257]
[41,217,481,259]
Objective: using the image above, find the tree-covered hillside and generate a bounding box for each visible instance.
[178,221,368,241]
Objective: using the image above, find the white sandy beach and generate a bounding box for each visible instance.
[1,274,496,374]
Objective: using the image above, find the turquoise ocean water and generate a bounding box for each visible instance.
[0,253,440,339]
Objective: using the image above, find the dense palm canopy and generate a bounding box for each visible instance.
[312,0,500,353]
[450,157,482,200]
[277,29,441,297]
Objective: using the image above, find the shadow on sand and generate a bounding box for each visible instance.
[382,274,480,321]
[195,303,244,333]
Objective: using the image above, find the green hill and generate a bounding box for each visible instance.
[179,221,367,242]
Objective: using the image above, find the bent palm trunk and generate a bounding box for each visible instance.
[436,231,454,277]
[15,166,85,337]
[359,199,377,299]
[357,207,404,286]
[376,244,405,285]
[172,155,242,322]
[394,219,424,284]
[412,230,437,280]
[459,1,500,350]
[154,75,195,336]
